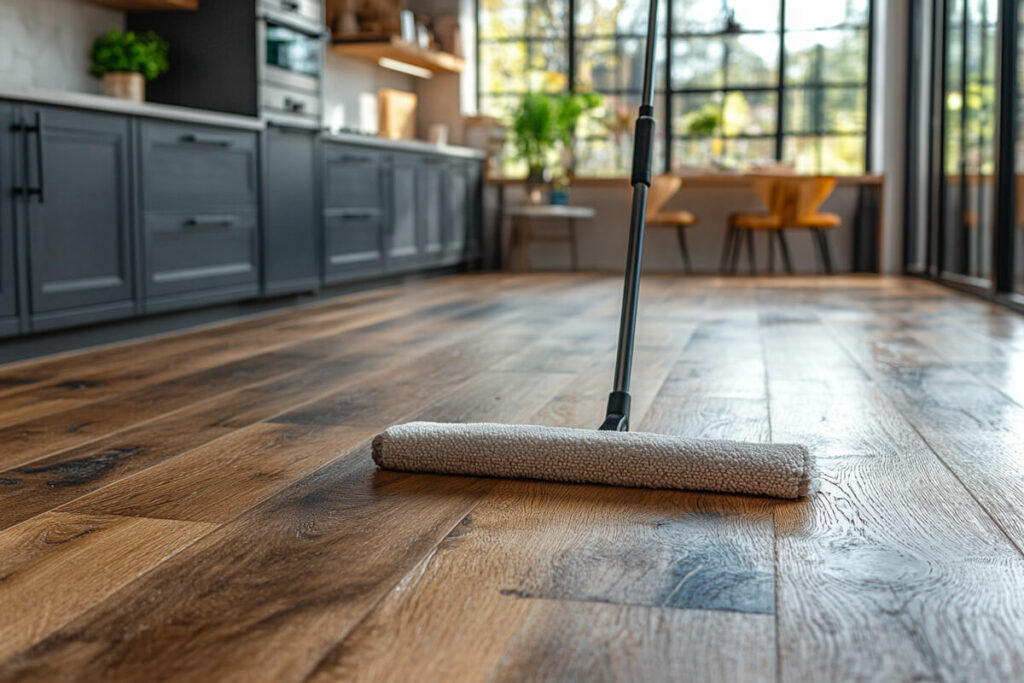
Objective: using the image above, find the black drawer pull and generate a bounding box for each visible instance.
[280,0,300,10]
[342,210,377,219]
[185,215,239,228]
[180,134,233,147]
[284,97,307,113]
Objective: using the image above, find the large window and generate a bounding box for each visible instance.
[477,0,872,176]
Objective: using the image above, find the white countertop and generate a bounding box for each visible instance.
[0,84,264,131]
[322,130,487,160]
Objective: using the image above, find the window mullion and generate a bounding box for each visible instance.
[776,0,787,161]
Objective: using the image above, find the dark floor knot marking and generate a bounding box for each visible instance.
[499,588,534,599]
[19,447,139,488]
[0,477,20,485]
[66,422,92,433]
[55,379,101,390]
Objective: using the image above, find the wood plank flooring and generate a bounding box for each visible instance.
[1,273,1023,682]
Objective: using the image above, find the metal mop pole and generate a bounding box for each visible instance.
[600,0,659,432]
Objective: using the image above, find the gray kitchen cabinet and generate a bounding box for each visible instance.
[443,160,469,264]
[419,156,446,264]
[465,160,483,263]
[20,105,135,330]
[383,152,421,273]
[264,125,319,295]
[0,103,19,336]
[322,143,385,283]
[139,119,260,312]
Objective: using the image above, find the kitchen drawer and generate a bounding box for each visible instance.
[323,144,382,209]
[144,210,259,298]
[139,120,259,212]
[260,0,323,33]
[261,84,321,120]
[323,209,384,281]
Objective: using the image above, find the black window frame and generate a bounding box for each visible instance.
[475,0,876,176]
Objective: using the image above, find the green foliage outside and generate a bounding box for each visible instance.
[90,30,169,81]
[684,104,720,137]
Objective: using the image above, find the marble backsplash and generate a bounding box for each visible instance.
[0,0,123,94]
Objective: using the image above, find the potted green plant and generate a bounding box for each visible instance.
[552,91,602,178]
[510,92,602,202]
[511,92,558,187]
[90,30,169,103]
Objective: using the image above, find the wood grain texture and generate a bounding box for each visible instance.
[0,512,214,659]
[0,274,1022,682]
[490,602,774,683]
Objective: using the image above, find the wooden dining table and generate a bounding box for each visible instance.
[486,173,886,272]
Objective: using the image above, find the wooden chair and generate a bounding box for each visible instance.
[721,175,789,274]
[722,175,840,274]
[787,176,840,274]
[645,175,697,273]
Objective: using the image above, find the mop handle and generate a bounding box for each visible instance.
[601,0,659,432]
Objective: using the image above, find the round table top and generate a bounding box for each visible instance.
[505,204,596,219]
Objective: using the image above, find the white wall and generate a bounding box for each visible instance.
[0,0,123,94]
[322,52,415,133]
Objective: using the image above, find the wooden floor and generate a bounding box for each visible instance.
[1,274,1023,682]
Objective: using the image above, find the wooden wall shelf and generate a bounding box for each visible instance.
[331,36,464,74]
[77,0,198,10]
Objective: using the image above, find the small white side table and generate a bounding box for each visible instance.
[505,205,597,271]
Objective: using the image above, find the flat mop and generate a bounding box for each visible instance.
[372,0,814,499]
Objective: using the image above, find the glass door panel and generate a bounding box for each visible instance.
[942,0,966,276]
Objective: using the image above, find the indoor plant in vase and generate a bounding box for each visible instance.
[90,30,169,103]
[511,92,558,204]
[511,92,602,204]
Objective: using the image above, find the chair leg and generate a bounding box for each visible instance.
[767,232,776,274]
[745,229,756,275]
[730,228,744,274]
[810,229,823,273]
[777,230,794,274]
[720,224,736,273]
[676,226,693,274]
[569,218,579,271]
[817,229,834,274]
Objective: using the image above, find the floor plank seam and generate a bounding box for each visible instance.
[902,418,1024,561]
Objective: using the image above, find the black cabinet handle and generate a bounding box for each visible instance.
[281,0,300,10]
[30,113,44,203]
[180,134,233,147]
[11,114,45,202]
[184,215,239,228]
[341,210,377,219]
[284,97,306,113]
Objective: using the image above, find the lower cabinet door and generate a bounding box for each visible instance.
[145,211,259,303]
[444,161,469,263]
[0,103,17,329]
[23,106,135,320]
[419,158,445,263]
[384,153,420,272]
[264,126,319,295]
[323,210,384,282]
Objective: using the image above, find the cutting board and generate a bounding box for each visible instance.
[378,89,418,140]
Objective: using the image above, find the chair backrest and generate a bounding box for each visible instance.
[646,174,683,216]
[746,174,790,217]
[777,176,838,224]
